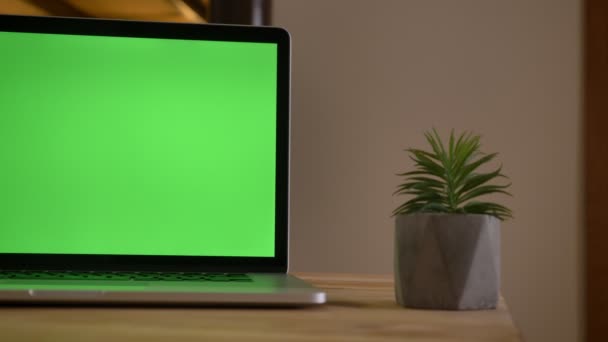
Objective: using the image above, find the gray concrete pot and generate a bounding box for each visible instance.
[394,213,500,310]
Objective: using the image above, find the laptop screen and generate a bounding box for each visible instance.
[0,29,278,257]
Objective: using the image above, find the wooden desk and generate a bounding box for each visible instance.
[0,273,522,341]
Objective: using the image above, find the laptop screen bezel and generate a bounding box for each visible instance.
[0,14,290,273]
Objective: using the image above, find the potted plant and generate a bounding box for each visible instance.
[393,129,512,310]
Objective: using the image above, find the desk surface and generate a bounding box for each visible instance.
[0,273,522,341]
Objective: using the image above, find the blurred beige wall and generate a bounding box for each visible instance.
[274,1,582,342]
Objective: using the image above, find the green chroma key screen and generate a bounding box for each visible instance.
[0,31,277,257]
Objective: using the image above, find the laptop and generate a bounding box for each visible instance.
[0,14,325,306]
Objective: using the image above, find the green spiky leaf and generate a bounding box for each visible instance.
[393,129,513,221]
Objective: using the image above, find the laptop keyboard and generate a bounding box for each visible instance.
[0,271,252,282]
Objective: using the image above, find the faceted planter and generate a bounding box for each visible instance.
[394,213,500,310]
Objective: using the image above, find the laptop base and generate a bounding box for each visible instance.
[0,274,325,306]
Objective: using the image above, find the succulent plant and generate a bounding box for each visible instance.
[393,129,512,220]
